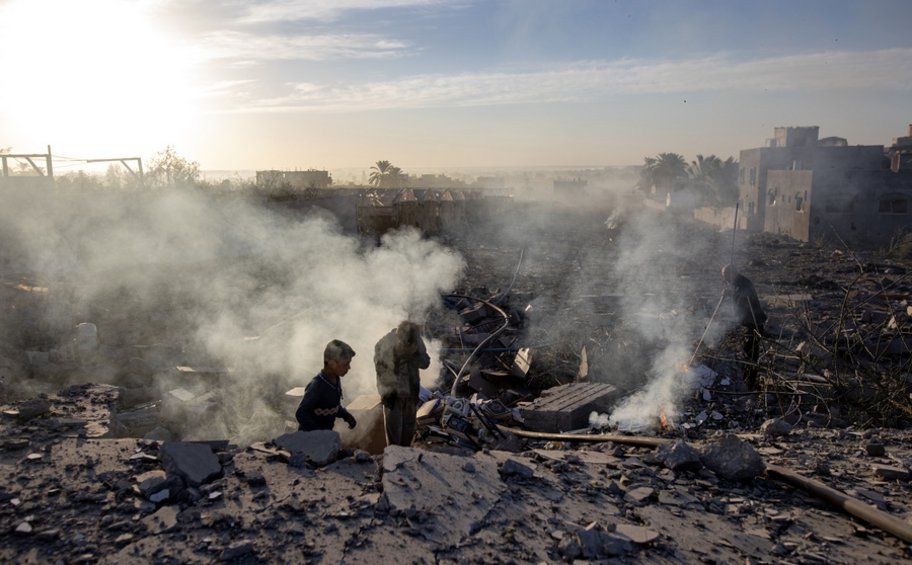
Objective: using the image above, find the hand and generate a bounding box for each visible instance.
[344,414,357,429]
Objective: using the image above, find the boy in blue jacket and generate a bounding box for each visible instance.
[296,339,358,431]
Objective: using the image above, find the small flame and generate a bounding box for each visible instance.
[14,283,48,293]
[659,406,670,432]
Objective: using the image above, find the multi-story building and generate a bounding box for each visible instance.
[737,126,912,247]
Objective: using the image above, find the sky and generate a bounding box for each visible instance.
[1,0,910,173]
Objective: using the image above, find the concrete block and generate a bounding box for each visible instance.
[335,394,387,455]
[519,382,620,433]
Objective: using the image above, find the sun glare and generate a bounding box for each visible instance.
[0,0,200,156]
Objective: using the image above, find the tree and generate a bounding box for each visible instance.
[147,146,200,188]
[369,160,391,187]
[637,152,687,193]
[369,160,407,188]
[688,154,739,205]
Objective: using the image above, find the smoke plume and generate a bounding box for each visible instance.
[0,187,464,444]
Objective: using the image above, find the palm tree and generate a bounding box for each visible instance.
[369,160,392,187]
[688,154,738,205]
[387,165,407,188]
[368,160,408,188]
[637,152,687,193]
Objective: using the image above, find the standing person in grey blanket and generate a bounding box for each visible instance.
[295,339,358,432]
[722,264,767,390]
[374,321,430,446]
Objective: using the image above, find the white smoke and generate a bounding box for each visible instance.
[0,187,464,444]
[607,207,727,432]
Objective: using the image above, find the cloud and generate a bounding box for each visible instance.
[200,29,411,62]
[237,0,451,23]
[220,48,912,113]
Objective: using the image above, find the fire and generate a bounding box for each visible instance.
[659,406,671,432]
[14,283,48,293]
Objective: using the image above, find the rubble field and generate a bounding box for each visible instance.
[2,198,912,563]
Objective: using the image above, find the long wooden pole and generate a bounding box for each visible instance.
[496,425,670,448]
[766,464,912,543]
[691,204,741,365]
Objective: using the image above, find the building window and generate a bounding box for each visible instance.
[879,193,910,214]
[739,168,745,184]
[795,195,804,212]
[749,167,757,186]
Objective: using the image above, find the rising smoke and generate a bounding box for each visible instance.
[0,187,464,445]
[606,207,731,431]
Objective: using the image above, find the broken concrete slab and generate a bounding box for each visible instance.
[159,442,222,487]
[381,445,505,543]
[16,397,50,420]
[273,430,341,467]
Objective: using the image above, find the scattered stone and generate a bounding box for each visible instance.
[657,440,702,472]
[114,533,134,546]
[871,465,911,481]
[160,442,222,486]
[17,397,51,420]
[1,438,29,450]
[499,458,534,479]
[701,435,765,481]
[761,418,793,437]
[135,470,169,497]
[865,443,886,457]
[15,522,32,534]
[142,506,178,535]
[220,541,254,561]
[616,523,660,544]
[624,487,654,506]
[274,430,341,467]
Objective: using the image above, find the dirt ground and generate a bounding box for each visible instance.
[2,197,912,563]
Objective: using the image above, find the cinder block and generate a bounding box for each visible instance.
[519,382,620,433]
[335,394,387,455]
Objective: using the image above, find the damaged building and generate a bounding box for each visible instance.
[736,125,912,247]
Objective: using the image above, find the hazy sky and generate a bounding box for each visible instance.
[1,0,910,172]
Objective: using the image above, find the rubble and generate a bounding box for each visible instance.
[2,201,912,562]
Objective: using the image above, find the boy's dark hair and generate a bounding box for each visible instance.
[324,339,355,363]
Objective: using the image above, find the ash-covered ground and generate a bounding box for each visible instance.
[2,189,912,563]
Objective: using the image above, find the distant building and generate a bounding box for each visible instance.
[409,173,466,189]
[737,125,912,247]
[256,169,332,192]
[356,188,475,237]
[889,124,912,172]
